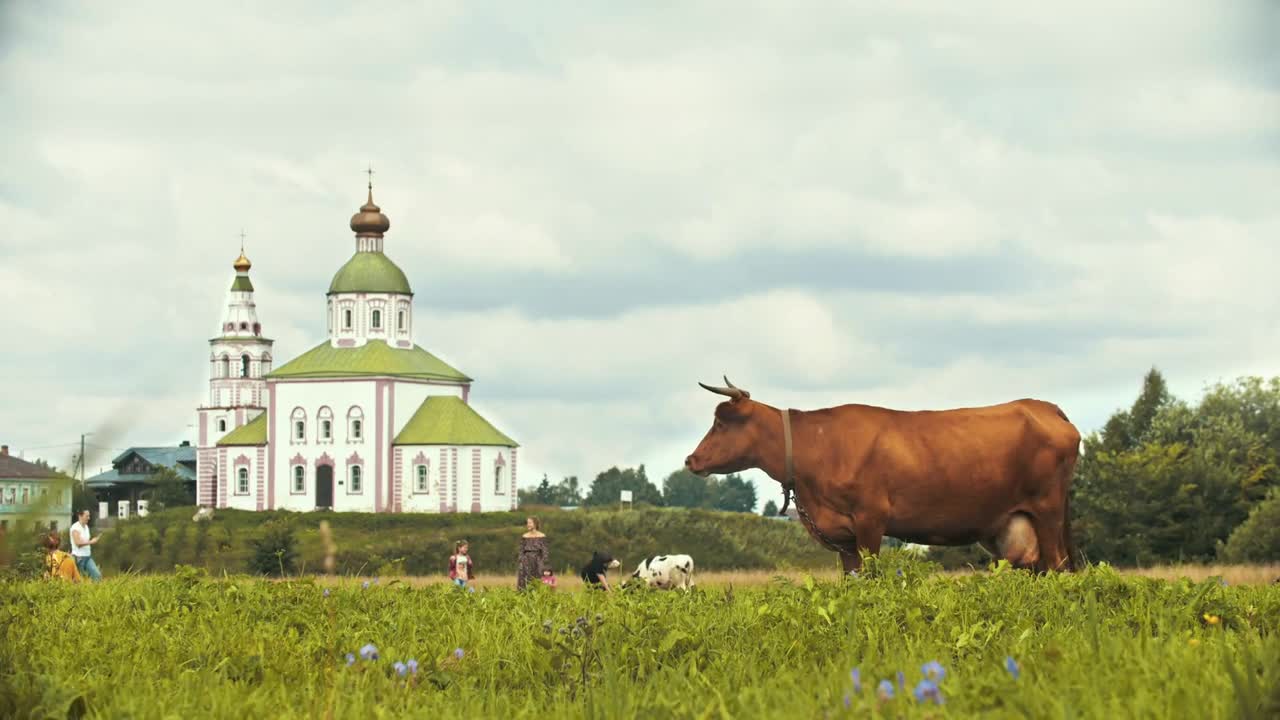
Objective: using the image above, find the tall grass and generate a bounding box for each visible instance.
[3,553,1277,719]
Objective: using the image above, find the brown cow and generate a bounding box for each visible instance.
[684,378,1081,573]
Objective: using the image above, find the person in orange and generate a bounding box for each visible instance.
[42,531,82,582]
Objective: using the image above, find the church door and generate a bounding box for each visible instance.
[316,465,334,510]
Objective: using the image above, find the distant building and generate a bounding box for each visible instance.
[194,183,520,514]
[0,444,72,533]
[85,443,197,517]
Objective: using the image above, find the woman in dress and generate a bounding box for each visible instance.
[516,516,549,590]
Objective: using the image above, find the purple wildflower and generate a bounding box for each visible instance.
[843,693,851,708]
[345,653,355,666]
[323,588,331,598]
[454,648,465,660]
[896,569,904,577]
[921,660,946,681]
[394,661,407,676]
[1004,656,1020,680]
[850,668,862,693]
[359,643,379,661]
[913,679,944,705]
[362,580,370,589]
[877,680,895,700]
[897,670,905,690]
[407,659,419,675]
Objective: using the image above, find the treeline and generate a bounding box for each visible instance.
[90,506,831,577]
[518,465,760,513]
[1072,369,1280,565]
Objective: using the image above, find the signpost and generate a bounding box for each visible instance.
[620,489,633,511]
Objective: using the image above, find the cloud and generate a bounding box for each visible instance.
[2,1,1277,509]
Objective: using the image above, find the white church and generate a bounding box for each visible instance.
[195,183,519,513]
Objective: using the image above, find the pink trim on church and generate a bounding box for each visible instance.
[470,448,482,512]
[267,383,277,509]
[256,446,266,511]
[438,448,449,512]
[374,380,384,512]
[462,384,470,404]
[449,448,458,512]
[392,447,403,511]
[386,382,395,511]
[290,452,305,467]
[346,451,364,466]
[315,452,335,468]
[510,448,518,510]
[199,413,208,447]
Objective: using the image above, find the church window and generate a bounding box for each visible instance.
[397,310,405,331]
[416,465,429,493]
[295,421,305,440]
[348,407,364,442]
[21,487,28,505]
[241,355,251,378]
[237,468,249,494]
[371,309,381,329]
[220,356,231,378]
[239,322,248,331]
[343,309,353,330]
[349,465,363,493]
[218,419,227,432]
[321,420,332,440]
[352,420,362,440]
[494,464,505,494]
[293,466,305,493]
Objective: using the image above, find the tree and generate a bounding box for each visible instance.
[663,469,712,508]
[583,465,663,507]
[247,518,299,576]
[714,473,757,513]
[145,467,195,510]
[762,500,778,517]
[519,474,585,508]
[1219,486,1280,563]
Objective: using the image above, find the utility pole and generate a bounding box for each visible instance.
[79,432,93,488]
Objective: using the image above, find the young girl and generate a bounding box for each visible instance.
[42,532,81,583]
[540,568,557,589]
[448,541,473,588]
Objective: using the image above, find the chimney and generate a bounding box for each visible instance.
[0,445,8,457]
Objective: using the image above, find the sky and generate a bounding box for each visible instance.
[2,2,1278,510]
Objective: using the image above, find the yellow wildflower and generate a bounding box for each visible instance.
[1188,638,1200,647]
[1202,613,1220,625]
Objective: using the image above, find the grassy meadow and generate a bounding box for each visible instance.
[3,552,1278,719]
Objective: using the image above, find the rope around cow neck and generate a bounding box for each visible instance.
[780,407,854,556]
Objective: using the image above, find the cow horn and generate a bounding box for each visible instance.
[699,378,750,400]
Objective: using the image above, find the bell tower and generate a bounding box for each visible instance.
[195,236,274,507]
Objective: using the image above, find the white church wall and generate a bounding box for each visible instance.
[395,444,517,513]
[272,379,383,512]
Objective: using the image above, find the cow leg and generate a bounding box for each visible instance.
[841,513,885,573]
[1029,510,1069,573]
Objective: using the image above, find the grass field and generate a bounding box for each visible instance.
[3,553,1278,719]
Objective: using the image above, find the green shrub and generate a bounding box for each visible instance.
[1220,487,1280,563]
[247,519,300,577]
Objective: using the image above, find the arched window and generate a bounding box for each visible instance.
[397,310,405,331]
[416,464,429,493]
[241,354,251,378]
[293,465,305,493]
[349,465,363,493]
[220,355,231,378]
[217,419,227,432]
[318,407,333,442]
[348,407,364,442]
[494,464,505,494]
[237,468,249,494]
[371,309,382,329]
[343,308,353,330]
[291,408,306,442]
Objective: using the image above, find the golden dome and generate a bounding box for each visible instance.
[233,252,252,272]
[350,185,391,235]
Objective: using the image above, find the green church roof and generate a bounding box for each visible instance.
[217,413,267,446]
[394,395,518,447]
[230,275,254,292]
[266,340,472,382]
[328,251,412,295]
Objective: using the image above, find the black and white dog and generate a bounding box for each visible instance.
[579,551,621,590]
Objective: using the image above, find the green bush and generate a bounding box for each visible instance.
[1220,487,1280,563]
[247,519,300,577]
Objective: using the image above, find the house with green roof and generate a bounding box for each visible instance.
[0,444,73,535]
[195,183,520,514]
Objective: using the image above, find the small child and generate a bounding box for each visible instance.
[540,568,557,589]
[448,541,473,588]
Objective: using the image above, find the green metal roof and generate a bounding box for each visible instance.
[393,395,518,447]
[328,252,412,295]
[265,340,471,382]
[217,413,268,446]
[231,275,254,292]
